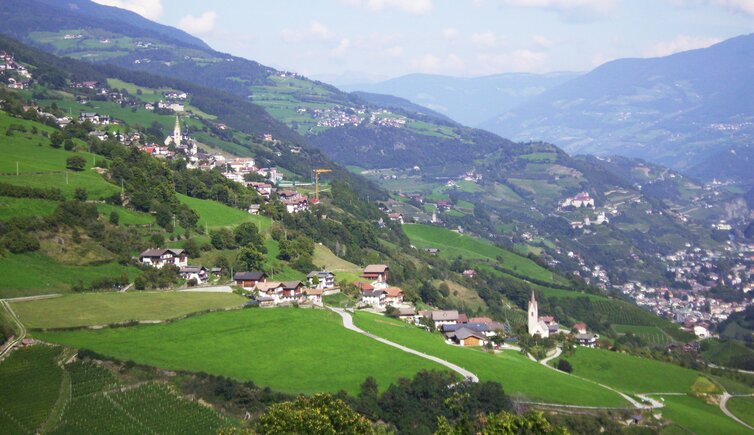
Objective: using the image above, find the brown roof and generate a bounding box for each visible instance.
[304,288,324,296]
[385,287,403,297]
[363,264,389,274]
[429,310,459,321]
[353,281,374,291]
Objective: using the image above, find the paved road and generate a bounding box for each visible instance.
[329,308,479,383]
[539,346,562,366]
[719,393,754,431]
[0,300,27,361]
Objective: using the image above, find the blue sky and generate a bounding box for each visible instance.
[96,0,754,81]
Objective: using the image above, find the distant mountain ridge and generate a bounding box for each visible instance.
[481,34,754,173]
[343,72,581,127]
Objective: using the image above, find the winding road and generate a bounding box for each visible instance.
[719,393,754,431]
[329,308,479,383]
[0,300,27,361]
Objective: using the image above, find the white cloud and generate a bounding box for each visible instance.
[410,53,464,73]
[332,38,352,57]
[92,0,163,19]
[471,31,499,48]
[281,21,336,43]
[499,0,616,12]
[670,0,754,15]
[341,0,434,14]
[443,27,460,40]
[643,34,723,57]
[533,35,553,48]
[384,45,405,57]
[178,11,218,35]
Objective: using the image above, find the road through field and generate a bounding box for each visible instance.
[719,393,754,431]
[329,308,479,383]
[0,299,27,361]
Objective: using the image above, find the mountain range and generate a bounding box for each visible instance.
[341,72,580,127]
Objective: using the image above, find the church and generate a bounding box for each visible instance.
[527,291,550,337]
[164,116,198,167]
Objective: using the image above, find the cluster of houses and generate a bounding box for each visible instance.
[561,192,595,209]
[1,51,32,89]
[137,248,221,284]
[233,269,338,307]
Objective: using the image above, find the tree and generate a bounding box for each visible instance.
[384,305,400,318]
[436,410,569,435]
[63,138,75,151]
[66,156,86,171]
[109,211,120,225]
[2,230,40,253]
[211,228,237,250]
[256,394,374,435]
[74,188,88,201]
[238,247,265,272]
[154,203,172,228]
[556,359,573,373]
[49,131,63,148]
[234,222,264,248]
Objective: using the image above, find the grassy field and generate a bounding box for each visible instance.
[658,394,751,435]
[0,346,63,434]
[353,312,627,407]
[12,292,247,329]
[727,396,754,428]
[404,224,567,286]
[0,252,140,299]
[95,203,154,226]
[36,309,441,395]
[178,194,271,230]
[612,324,675,345]
[565,348,704,394]
[312,244,362,283]
[0,197,59,220]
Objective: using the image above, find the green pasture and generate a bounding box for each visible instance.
[612,324,675,345]
[658,394,750,435]
[727,396,754,428]
[178,194,271,230]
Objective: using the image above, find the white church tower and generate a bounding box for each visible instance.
[528,291,549,337]
[165,116,182,146]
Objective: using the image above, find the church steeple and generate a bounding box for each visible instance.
[173,116,181,145]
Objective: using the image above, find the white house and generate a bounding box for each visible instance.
[306,271,336,289]
[139,248,188,269]
[384,287,404,307]
[424,310,459,329]
[179,266,208,284]
[361,289,386,307]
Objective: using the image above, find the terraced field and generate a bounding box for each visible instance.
[612,324,674,345]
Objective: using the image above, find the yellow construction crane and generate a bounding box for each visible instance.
[313,169,333,202]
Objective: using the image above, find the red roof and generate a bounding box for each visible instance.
[353,281,374,291]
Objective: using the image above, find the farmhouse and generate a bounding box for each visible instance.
[561,192,595,208]
[306,270,336,289]
[397,307,418,322]
[139,248,188,269]
[362,264,390,283]
[387,212,404,224]
[361,289,386,307]
[303,288,324,304]
[79,112,111,125]
[234,271,267,288]
[424,310,459,329]
[447,327,488,347]
[384,287,404,306]
[575,333,599,347]
[179,266,208,284]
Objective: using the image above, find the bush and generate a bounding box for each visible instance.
[74,188,88,201]
[2,230,40,254]
[66,155,86,171]
[109,211,120,225]
[556,359,573,373]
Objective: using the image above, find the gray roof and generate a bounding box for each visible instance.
[140,248,185,257]
[430,310,459,321]
[234,271,265,281]
[362,290,386,298]
[307,270,335,279]
[453,327,486,341]
[442,323,488,333]
[180,266,207,273]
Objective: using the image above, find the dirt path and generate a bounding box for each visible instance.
[329,308,478,382]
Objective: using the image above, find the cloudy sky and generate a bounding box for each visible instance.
[95,0,754,82]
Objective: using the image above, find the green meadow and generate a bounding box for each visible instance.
[565,347,704,394]
[727,396,754,428]
[36,309,440,395]
[352,312,627,407]
[612,324,674,345]
[404,224,567,286]
[0,252,140,298]
[658,394,750,435]
[178,194,271,230]
[12,292,246,329]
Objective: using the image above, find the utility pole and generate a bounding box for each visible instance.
[16,162,19,176]
[66,171,68,185]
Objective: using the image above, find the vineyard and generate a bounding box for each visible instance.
[0,345,236,435]
[611,324,674,345]
[0,345,63,434]
[591,299,691,341]
[51,383,235,434]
